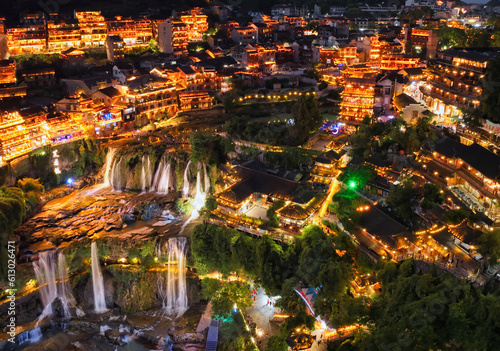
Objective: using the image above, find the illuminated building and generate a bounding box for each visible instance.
[282,16,306,28]
[106,16,152,49]
[392,93,427,122]
[231,45,259,69]
[179,8,208,42]
[107,16,136,46]
[95,108,124,135]
[173,65,218,92]
[56,95,97,126]
[0,111,31,164]
[230,44,277,72]
[0,34,7,60]
[61,47,86,65]
[271,4,308,17]
[379,54,420,70]
[157,19,188,54]
[0,59,16,85]
[367,36,404,61]
[124,75,178,123]
[19,106,50,149]
[0,85,26,99]
[419,49,496,122]
[317,46,357,66]
[215,163,324,228]
[0,18,4,34]
[75,11,107,48]
[21,68,56,86]
[403,27,438,59]
[339,65,378,123]
[428,136,500,223]
[106,35,124,62]
[249,22,273,43]
[47,13,81,51]
[6,14,47,54]
[230,26,257,45]
[46,111,84,145]
[134,17,153,47]
[178,91,213,111]
[273,43,294,64]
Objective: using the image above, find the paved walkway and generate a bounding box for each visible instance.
[245,289,280,349]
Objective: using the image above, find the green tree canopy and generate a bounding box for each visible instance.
[290,95,323,145]
[477,228,500,265]
[189,131,234,165]
[437,27,467,48]
[481,57,500,123]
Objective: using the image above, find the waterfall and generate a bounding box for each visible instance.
[33,251,58,321]
[17,327,42,345]
[179,163,209,233]
[204,164,210,193]
[111,157,123,191]
[157,237,188,318]
[141,155,153,192]
[33,251,83,321]
[58,253,84,318]
[183,160,191,197]
[152,156,171,193]
[91,242,108,313]
[195,165,202,198]
[102,148,118,187]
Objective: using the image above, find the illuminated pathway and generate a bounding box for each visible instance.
[315,176,341,225]
[294,289,335,350]
[246,289,280,348]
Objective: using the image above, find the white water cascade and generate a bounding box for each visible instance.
[182,160,191,197]
[102,148,118,187]
[33,251,58,321]
[91,242,108,314]
[17,327,42,345]
[180,163,210,233]
[111,156,123,191]
[156,237,188,318]
[33,251,82,322]
[152,156,172,193]
[140,155,153,192]
[58,253,84,318]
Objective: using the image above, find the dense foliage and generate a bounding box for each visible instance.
[189,131,234,165]
[224,95,322,147]
[350,117,436,158]
[191,223,356,318]
[0,182,43,279]
[481,58,500,123]
[332,259,500,351]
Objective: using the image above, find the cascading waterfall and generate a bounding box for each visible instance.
[152,156,172,193]
[183,160,191,197]
[180,163,210,233]
[17,327,42,345]
[91,242,108,313]
[204,164,210,194]
[141,155,153,192]
[33,251,58,321]
[58,253,84,318]
[111,156,123,191]
[156,237,188,318]
[33,251,82,322]
[102,148,118,187]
